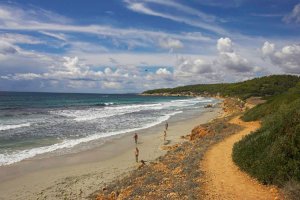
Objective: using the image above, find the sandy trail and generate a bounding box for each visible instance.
[202,116,281,200]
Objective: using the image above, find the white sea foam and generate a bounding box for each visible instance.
[0,111,182,166]
[104,102,114,106]
[51,98,210,122]
[51,103,160,121]
[0,123,31,131]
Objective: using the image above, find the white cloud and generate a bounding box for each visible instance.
[102,81,122,89]
[261,41,275,56]
[67,41,108,54]
[283,3,300,24]
[261,41,300,73]
[0,3,298,92]
[217,37,233,52]
[159,38,183,50]
[139,0,216,22]
[39,31,67,41]
[176,57,213,75]
[67,80,97,89]
[63,56,80,72]
[104,67,113,75]
[0,33,43,44]
[0,4,212,47]
[0,41,18,55]
[12,73,42,80]
[0,4,71,25]
[217,51,252,72]
[156,68,172,75]
[216,37,255,72]
[124,0,227,34]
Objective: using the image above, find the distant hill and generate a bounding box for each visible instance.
[143,75,300,100]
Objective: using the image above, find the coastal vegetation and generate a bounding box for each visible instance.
[242,81,300,121]
[143,75,300,100]
[233,82,300,199]
[144,74,300,199]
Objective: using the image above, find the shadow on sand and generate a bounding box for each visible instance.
[163,140,171,145]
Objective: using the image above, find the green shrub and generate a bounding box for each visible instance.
[233,100,300,185]
[242,82,300,121]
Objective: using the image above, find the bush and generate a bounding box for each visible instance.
[233,100,300,186]
[242,82,300,121]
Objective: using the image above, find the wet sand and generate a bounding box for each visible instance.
[0,107,221,200]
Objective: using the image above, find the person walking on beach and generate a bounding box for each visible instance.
[135,147,139,163]
[165,121,168,130]
[163,130,167,142]
[133,133,138,144]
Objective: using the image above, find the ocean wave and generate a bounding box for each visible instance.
[104,102,115,106]
[0,111,182,166]
[0,123,31,131]
[51,103,162,122]
[93,102,115,106]
[51,98,208,122]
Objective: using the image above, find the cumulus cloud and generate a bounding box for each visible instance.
[159,38,183,51]
[176,57,213,75]
[283,3,300,24]
[3,56,101,81]
[1,56,165,92]
[217,51,252,72]
[216,37,254,72]
[156,68,172,75]
[261,41,300,73]
[63,56,80,71]
[174,37,259,77]
[261,41,275,56]
[217,37,233,52]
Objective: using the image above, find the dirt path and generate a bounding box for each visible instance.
[201,116,281,200]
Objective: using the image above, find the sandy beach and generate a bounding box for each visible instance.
[0,106,221,200]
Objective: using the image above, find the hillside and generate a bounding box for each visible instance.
[144,74,300,199]
[143,75,300,100]
[242,81,300,121]
[233,82,300,199]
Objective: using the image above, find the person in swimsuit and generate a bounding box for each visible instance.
[133,133,138,144]
[135,147,139,163]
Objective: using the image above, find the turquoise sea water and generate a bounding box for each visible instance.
[0,92,217,166]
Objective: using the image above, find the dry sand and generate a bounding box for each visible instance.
[202,116,281,200]
[0,107,221,200]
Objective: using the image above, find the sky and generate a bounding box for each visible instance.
[0,0,299,93]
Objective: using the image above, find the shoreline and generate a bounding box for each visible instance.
[93,97,283,200]
[0,105,222,200]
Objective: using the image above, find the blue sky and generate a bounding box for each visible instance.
[0,0,299,93]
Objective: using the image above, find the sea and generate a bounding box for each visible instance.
[0,92,218,166]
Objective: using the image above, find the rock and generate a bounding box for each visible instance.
[190,126,209,140]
